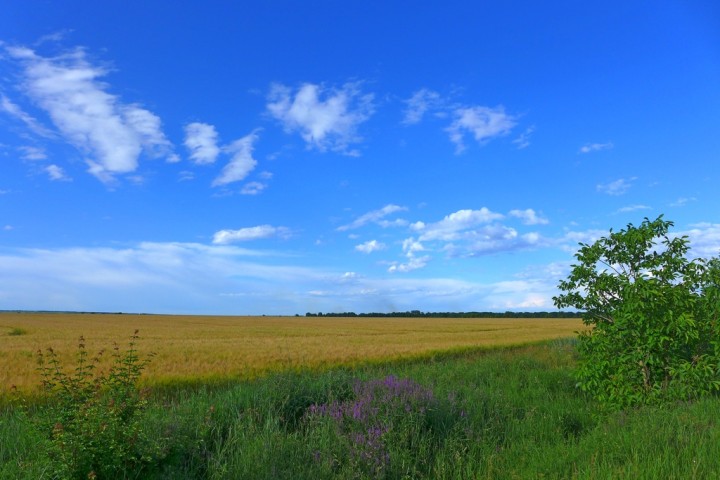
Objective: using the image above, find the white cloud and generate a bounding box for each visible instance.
[445,105,516,153]
[512,125,535,149]
[337,204,408,231]
[355,240,386,254]
[680,223,720,259]
[45,164,71,181]
[0,94,54,137]
[7,45,174,182]
[388,237,429,273]
[597,177,635,196]
[212,225,290,244]
[617,204,651,213]
[178,170,195,181]
[3,225,13,231]
[402,88,441,125]
[509,208,548,225]
[212,131,259,187]
[387,255,430,273]
[241,181,267,195]
[267,82,374,155]
[579,142,613,154]
[670,197,697,207]
[18,145,48,161]
[184,122,220,165]
[414,208,504,241]
[560,228,607,252]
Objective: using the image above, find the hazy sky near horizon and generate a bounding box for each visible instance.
[1,1,719,315]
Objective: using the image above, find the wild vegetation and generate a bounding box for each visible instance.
[3,339,719,479]
[554,216,720,409]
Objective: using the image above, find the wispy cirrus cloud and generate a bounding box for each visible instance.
[184,122,220,165]
[402,88,442,125]
[579,142,613,154]
[670,197,697,207]
[512,125,535,149]
[445,105,516,154]
[616,204,651,213]
[212,225,290,244]
[267,82,374,155]
[337,204,408,231]
[0,94,54,138]
[212,130,260,187]
[597,177,635,196]
[5,44,174,183]
[18,145,48,161]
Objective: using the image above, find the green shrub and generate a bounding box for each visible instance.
[554,216,720,410]
[29,331,158,479]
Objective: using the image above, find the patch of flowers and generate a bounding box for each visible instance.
[306,375,462,478]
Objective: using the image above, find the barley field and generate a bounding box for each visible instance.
[0,312,583,394]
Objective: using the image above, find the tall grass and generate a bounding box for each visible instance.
[3,339,719,479]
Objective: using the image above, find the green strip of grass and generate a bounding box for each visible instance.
[3,340,719,479]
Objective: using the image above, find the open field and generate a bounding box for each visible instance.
[0,312,583,394]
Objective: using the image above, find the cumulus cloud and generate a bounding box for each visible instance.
[679,223,720,259]
[267,82,374,155]
[184,122,220,164]
[597,177,635,196]
[212,131,259,187]
[402,88,442,125]
[509,208,548,225]
[579,142,613,154]
[355,240,386,254]
[6,44,174,182]
[212,225,290,244]
[388,237,429,273]
[45,164,71,181]
[445,105,516,153]
[413,208,504,241]
[337,204,408,231]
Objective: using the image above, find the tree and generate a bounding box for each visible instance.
[553,216,720,409]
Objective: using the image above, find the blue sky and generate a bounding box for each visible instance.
[1,1,719,315]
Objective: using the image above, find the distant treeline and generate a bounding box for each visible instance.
[304,310,582,318]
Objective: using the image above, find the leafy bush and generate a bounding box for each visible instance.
[554,216,720,409]
[30,331,158,479]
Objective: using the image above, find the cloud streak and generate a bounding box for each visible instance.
[212,225,290,244]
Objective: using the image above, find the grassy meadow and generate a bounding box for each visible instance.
[0,312,583,395]
[2,313,719,479]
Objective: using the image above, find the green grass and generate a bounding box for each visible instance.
[5,327,27,336]
[2,339,719,479]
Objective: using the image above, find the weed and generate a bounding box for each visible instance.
[28,331,158,479]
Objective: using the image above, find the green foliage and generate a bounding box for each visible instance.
[554,215,720,409]
[29,331,158,479]
[6,327,27,336]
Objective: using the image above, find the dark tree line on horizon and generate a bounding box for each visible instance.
[303,310,582,318]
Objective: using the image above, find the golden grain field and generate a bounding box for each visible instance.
[1,312,583,394]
